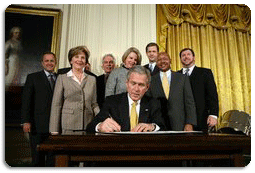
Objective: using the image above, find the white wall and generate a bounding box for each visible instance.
[19,4,157,75]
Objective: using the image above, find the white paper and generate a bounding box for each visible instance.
[98,131,203,135]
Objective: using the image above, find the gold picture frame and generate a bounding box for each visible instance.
[5,5,62,87]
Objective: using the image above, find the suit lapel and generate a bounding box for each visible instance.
[169,72,178,99]
[139,97,149,123]
[80,73,88,89]
[66,76,81,90]
[155,73,166,98]
[152,65,160,75]
[189,66,198,79]
[40,71,53,93]
[65,72,87,90]
[119,94,130,130]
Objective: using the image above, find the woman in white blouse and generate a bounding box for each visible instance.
[49,46,100,135]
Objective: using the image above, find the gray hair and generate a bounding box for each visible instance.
[102,54,116,64]
[127,65,151,84]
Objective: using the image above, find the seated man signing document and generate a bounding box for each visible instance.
[86,65,166,132]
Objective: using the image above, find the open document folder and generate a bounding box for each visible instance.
[98,131,203,135]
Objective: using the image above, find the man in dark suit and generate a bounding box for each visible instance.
[86,65,165,132]
[96,54,116,109]
[147,52,197,131]
[178,48,219,131]
[21,52,57,166]
[144,42,160,76]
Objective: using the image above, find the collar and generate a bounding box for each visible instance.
[160,69,171,76]
[121,64,129,70]
[66,68,86,77]
[127,93,141,106]
[183,64,196,74]
[44,70,54,77]
[149,62,156,66]
[67,69,86,85]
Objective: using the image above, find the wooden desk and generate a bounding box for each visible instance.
[37,133,250,167]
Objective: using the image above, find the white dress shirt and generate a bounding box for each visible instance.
[159,69,171,84]
[148,62,156,71]
[44,70,56,81]
[67,69,85,85]
[182,64,195,76]
[127,93,141,117]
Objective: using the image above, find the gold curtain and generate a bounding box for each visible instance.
[157,4,251,119]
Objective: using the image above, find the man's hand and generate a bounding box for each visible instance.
[184,124,193,131]
[207,116,218,127]
[131,123,155,132]
[98,118,121,132]
[23,123,31,133]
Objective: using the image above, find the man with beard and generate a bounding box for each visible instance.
[96,54,116,108]
[178,48,219,131]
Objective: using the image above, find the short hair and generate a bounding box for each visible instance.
[145,42,159,52]
[102,54,116,64]
[68,46,90,64]
[127,65,151,84]
[179,48,195,58]
[41,52,57,62]
[122,47,142,65]
[158,52,171,60]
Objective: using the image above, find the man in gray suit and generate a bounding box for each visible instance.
[147,52,197,131]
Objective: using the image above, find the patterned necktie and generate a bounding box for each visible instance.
[49,73,55,90]
[130,101,138,130]
[185,68,190,76]
[162,72,169,99]
[149,64,153,72]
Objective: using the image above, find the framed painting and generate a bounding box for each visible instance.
[5,5,62,89]
[5,5,62,124]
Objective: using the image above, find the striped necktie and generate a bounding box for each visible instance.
[49,73,55,90]
[184,68,190,76]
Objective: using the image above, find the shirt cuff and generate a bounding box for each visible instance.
[153,123,160,131]
[95,123,102,132]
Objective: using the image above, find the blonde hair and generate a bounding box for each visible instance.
[122,47,142,65]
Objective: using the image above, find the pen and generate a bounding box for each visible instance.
[108,114,121,132]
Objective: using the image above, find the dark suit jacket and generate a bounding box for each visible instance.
[96,74,107,109]
[86,93,166,132]
[57,67,97,77]
[144,64,160,76]
[178,66,219,130]
[147,71,197,131]
[21,70,56,134]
